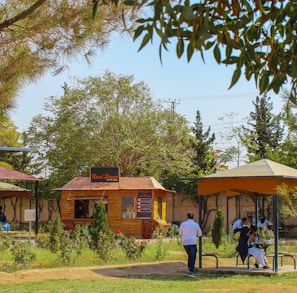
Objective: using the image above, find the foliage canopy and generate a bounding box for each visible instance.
[24,71,193,194]
[94,0,297,102]
[0,0,126,115]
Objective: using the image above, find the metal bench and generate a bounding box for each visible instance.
[236,254,254,269]
[202,253,219,269]
[279,230,289,241]
[266,252,296,270]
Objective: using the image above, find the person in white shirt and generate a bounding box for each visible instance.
[179,212,202,277]
[232,217,247,233]
[257,214,272,228]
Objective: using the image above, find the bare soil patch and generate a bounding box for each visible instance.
[0,261,187,285]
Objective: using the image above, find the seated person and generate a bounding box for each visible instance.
[257,214,272,228]
[247,215,255,226]
[247,226,269,269]
[0,205,11,231]
[232,217,246,233]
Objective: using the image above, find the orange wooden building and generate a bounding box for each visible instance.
[57,173,174,238]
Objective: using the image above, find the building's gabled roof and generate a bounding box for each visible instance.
[0,181,32,198]
[55,176,174,192]
[0,166,40,181]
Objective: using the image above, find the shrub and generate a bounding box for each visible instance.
[94,230,116,262]
[152,227,168,260]
[10,240,36,268]
[89,201,108,251]
[36,234,50,249]
[73,225,90,257]
[117,234,147,260]
[58,229,73,264]
[0,232,12,249]
[211,209,225,249]
[49,214,63,253]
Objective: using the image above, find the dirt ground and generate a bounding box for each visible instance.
[0,261,188,285]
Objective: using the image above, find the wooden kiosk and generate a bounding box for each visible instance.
[57,168,173,238]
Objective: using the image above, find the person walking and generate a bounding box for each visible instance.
[179,212,202,277]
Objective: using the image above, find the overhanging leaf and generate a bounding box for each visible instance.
[228,68,241,89]
[176,38,184,58]
[213,44,221,64]
[138,32,152,52]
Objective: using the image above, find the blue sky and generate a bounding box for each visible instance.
[12,32,284,146]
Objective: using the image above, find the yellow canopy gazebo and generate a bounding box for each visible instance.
[197,159,297,272]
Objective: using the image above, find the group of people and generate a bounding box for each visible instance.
[232,214,272,233]
[178,211,272,277]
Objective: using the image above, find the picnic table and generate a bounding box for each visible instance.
[255,241,274,255]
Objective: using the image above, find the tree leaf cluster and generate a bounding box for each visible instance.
[94,0,297,100]
[0,0,127,113]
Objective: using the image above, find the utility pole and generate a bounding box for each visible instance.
[163,98,180,115]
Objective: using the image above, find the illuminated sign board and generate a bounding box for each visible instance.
[90,167,120,182]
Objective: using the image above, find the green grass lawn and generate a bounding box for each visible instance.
[1,271,297,293]
[1,234,297,292]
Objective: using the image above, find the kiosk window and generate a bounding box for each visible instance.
[74,200,89,218]
[122,196,136,219]
[158,197,162,219]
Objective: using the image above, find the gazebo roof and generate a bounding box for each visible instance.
[199,159,297,196]
[205,159,297,178]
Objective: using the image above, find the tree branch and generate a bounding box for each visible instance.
[0,0,47,31]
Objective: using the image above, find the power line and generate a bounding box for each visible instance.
[162,98,181,114]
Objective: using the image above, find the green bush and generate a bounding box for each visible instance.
[117,235,147,260]
[94,230,116,262]
[49,214,63,253]
[10,240,36,268]
[211,209,225,249]
[152,227,169,260]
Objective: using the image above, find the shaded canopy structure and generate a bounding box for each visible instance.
[0,147,31,153]
[0,181,32,199]
[0,166,40,234]
[197,159,297,272]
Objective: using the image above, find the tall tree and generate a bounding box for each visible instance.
[191,110,216,176]
[241,95,284,161]
[277,89,297,169]
[93,0,297,100]
[162,110,217,201]
[0,0,128,113]
[24,71,193,193]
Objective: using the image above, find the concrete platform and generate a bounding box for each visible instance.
[197,256,297,275]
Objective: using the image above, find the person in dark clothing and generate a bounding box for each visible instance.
[0,205,10,231]
[237,226,250,264]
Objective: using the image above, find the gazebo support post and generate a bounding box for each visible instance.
[226,196,230,235]
[199,194,203,269]
[237,196,241,218]
[273,194,279,272]
[255,193,259,226]
[34,181,39,235]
